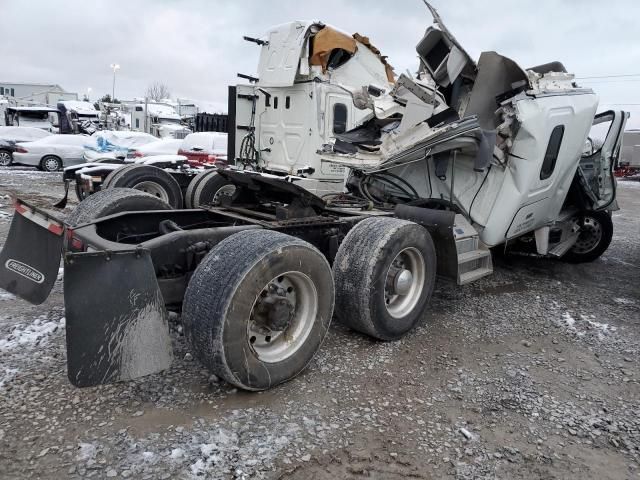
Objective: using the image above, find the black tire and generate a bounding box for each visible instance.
[65,187,171,226]
[184,170,212,208]
[184,170,234,208]
[0,149,12,167]
[103,164,183,208]
[102,166,130,189]
[563,211,613,263]
[74,182,89,202]
[40,155,63,172]
[182,229,334,391]
[333,217,437,341]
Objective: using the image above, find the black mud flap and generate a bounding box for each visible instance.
[64,249,173,387]
[53,180,71,209]
[0,200,64,304]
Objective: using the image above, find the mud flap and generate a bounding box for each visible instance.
[0,200,64,304]
[64,249,173,387]
[53,180,71,209]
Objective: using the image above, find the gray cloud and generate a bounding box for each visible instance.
[3,0,639,126]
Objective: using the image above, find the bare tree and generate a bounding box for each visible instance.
[145,82,171,101]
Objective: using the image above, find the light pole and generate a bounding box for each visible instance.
[110,63,120,102]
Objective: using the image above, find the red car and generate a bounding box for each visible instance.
[177,132,228,167]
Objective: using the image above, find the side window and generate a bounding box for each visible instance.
[540,125,564,180]
[273,96,278,109]
[285,96,291,109]
[333,103,347,134]
[0,87,3,95]
[135,118,140,128]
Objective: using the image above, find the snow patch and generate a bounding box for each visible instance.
[0,291,16,301]
[561,312,575,328]
[0,317,64,351]
[556,312,616,340]
[170,448,184,460]
[77,442,97,461]
[613,297,636,305]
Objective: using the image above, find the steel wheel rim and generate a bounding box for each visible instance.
[572,217,602,254]
[384,247,426,319]
[0,152,11,166]
[212,184,236,205]
[248,271,318,363]
[132,181,169,202]
[43,157,60,171]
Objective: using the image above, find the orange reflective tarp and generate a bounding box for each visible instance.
[310,26,357,72]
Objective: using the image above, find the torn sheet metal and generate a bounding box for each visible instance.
[352,33,395,83]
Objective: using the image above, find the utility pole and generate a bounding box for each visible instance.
[110,63,120,102]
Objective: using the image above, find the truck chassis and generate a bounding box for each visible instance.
[1,171,464,390]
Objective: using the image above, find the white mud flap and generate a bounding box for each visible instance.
[64,249,173,387]
[0,199,64,304]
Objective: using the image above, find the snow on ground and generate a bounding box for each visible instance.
[0,291,15,301]
[613,297,636,305]
[556,311,617,340]
[0,316,64,352]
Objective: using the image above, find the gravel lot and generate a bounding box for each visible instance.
[0,167,638,479]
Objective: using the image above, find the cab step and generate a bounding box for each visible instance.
[453,214,493,285]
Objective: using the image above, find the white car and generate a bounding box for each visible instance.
[129,138,183,158]
[0,126,53,143]
[13,135,95,171]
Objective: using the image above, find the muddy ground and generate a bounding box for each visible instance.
[0,167,638,480]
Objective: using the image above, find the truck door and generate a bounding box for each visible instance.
[577,110,628,210]
[320,94,353,178]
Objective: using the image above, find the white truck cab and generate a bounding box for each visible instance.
[230,21,395,194]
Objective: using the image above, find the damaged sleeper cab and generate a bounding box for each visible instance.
[0,4,628,392]
[319,9,627,264]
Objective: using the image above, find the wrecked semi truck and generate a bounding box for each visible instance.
[59,20,393,208]
[0,10,628,392]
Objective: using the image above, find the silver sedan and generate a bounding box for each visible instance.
[12,135,95,171]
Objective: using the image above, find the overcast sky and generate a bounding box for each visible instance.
[3,0,640,127]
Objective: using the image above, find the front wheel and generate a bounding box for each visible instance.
[40,155,62,172]
[563,211,614,263]
[182,230,335,391]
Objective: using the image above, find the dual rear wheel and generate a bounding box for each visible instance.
[100,165,235,209]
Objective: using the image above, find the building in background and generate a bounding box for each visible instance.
[0,82,78,106]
